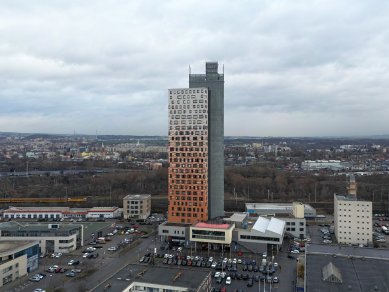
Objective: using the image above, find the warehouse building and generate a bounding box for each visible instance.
[2,206,121,220]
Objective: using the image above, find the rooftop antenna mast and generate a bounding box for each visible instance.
[223,64,224,74]
[189,65,191,75]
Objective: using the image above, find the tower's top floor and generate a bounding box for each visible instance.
[206,62,219,74]
[189,62,224,82]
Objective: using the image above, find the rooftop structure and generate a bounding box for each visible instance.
[306,244,389,292]
[123,194,151,200]
[237,216,285,247]
[0,240,39,257]
[194,222,231,229]
[252,217,285,236]
[322,262,342,283]
[225,213,248,223]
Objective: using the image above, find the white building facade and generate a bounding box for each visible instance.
[86,207,121,219]
[334,194,372,245]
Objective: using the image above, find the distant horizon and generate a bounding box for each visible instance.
[1,131,389,140]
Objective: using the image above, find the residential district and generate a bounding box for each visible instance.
[0,63,388,292]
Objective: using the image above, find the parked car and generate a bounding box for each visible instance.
[225,277,231,285]
[29,275,41,282]
[66,272,76,277]
[247,279,254,287]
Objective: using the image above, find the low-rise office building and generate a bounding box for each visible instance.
[245,202,316,219]
[0,221,83,254]
[123,194,151,220]
[190,222,235,250]
[0,240,39,288]
[246,202,306,239]
[237,216,285,247]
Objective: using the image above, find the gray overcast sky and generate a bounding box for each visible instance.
[1,0,389,137]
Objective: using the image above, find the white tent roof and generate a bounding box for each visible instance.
[267,217,285,235]
[252,217,270,233]
[252,216,285,236]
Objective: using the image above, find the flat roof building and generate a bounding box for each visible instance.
[0,221,83,254]
[190,222,234,245]
[86,207,121,219]
[123,194,151,220]
[334,193,372,245]
[94,264,211,292]
[0,240,39,288]
[245,202,317,218]
[306,244,389,292]
[3,206,121,220]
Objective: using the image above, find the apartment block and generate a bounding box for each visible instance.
[334,194,372,245]
[123,194,151,220]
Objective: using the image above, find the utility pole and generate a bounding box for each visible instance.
[314,183,317,203]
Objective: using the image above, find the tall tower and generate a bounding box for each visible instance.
[189,62,225,219]
[347,174,357,198]
[167,88,209,224]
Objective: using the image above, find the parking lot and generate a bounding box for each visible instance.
[3,217,304,292]
[93,235,302,292]
[3,220,156,292]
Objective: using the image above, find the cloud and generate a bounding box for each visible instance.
[0,0,389,136]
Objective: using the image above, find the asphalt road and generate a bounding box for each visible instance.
[3,221,155,292]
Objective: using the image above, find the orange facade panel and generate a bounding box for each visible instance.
[167,88,209,224]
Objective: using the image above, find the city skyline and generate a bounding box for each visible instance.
[1,1,389,136]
